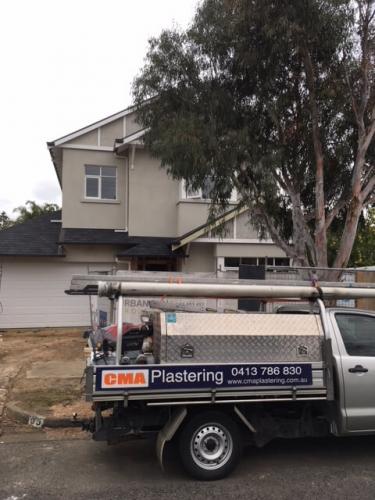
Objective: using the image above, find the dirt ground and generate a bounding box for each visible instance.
[1,328,92,420]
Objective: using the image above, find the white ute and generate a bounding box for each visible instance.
[67,272,375,480]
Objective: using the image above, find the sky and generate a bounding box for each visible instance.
[0,0,199,216]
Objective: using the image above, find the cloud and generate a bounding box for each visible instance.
[0,198,15,215]
[32,180,62,205]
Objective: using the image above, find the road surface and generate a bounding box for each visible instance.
[1,430,375,499]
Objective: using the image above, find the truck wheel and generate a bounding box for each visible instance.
[179,411,242,480]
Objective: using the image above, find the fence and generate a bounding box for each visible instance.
[264,265,375,311]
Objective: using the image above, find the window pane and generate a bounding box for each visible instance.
[336,314,375,356]
[258,258,265,265]
[275,258,290,266]
[85,165,100,175]
[267,258,274,265]
[101,166,116,177]
[241,258,258,266]
[101,176,116,199]
[224,257,240,267]
[86,177,99,197]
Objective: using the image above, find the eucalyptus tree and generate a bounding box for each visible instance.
[133,0,375,271]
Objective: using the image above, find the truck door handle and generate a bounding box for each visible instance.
[349,365,368,373]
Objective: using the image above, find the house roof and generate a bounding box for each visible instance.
[59,228,183,258]
[0,211,63,257]
[47,104,139,186]
[0,215,183,260]
[114,128,147,153]
[117,239,183,258]
[59,228,131,245]
[48,106,137,147]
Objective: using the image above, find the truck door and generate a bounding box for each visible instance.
[333,311,375,431]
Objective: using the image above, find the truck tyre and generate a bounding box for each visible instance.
[178,411,242,480]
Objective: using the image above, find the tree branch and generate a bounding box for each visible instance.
[364,191,375,206]
[357,0,372,121]
[345,68,363,132]
[360,174,375,203]
[302,45,327,266]
[233,169,299,261]
[252,203,298,259]
[325,196,350,230]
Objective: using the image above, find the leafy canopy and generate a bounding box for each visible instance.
[0,201,60,230]
[133,0,375,270]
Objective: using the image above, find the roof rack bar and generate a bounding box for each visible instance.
[97,280,375,300]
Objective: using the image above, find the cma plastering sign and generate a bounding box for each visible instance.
[96,363,313,391]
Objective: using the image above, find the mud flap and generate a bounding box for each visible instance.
[156,406,187,471]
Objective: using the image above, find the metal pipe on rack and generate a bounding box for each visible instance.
[98,281,375,300]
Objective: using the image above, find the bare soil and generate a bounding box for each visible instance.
[1,328,92,419]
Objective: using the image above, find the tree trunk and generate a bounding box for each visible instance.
[314,154,328,268]
[333,196,363,269]
[302,46,328,268]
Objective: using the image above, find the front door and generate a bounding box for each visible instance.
[333,312,375,431]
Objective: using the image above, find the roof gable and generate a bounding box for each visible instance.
[49,106,136,147]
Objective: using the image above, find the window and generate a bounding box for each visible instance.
[85,165,117,200]
[224,257,284,269]
[267,257,291,267]
[183,178,213,200]
[182,179,237,201]
[224,257,240,268]
[185,184,202,199]
[336,313,375,356]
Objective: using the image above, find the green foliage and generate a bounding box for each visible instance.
[329,209,375,267]
[0,201,60,230]
[13,201,60,224]
[0,211,13,231]
[133,0,375,266]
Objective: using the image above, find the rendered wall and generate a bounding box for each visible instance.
[62,149,127,229]
[182,243,216,272]
[128,149,179,237]
[177,201,211,235]
[215,243,286,258]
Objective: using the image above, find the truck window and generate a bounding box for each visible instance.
[336,314,375,356]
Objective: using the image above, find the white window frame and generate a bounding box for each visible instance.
[182,180,203,199]
[85,165,117,201]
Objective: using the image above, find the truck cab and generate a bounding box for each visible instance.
[328,308,375,434]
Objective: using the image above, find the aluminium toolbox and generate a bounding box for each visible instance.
[152,312,324,364]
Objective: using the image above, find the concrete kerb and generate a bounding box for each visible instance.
[6,401,82,429]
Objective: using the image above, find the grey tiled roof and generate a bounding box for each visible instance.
[60,228,181,258]
[59,228,130,245]
[0,213,183,258]
[117,240,182,258]
[0,211,63,256]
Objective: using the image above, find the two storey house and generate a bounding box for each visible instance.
[0,106,288,328]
